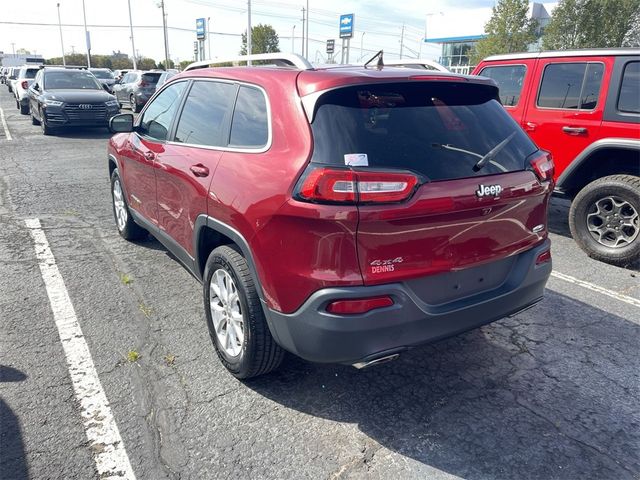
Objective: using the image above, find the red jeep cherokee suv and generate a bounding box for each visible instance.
[107,53,553,379]
[474,49,640,266]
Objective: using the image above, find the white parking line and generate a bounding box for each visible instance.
[0,106,12,140]
[25,218,136,480]
[551,270,640,308]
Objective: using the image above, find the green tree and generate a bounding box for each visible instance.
[471,0,537,64]
[157,59,175,70]
[138,57,157,70]
[240,24,280,55]
[543,0,640,49]
[622,5,640,46]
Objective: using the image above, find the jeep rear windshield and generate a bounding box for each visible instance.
[310,82,537,181]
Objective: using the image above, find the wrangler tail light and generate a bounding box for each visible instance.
[296,166,419,205]
[326,296,394,315]
[529,151,554,182]
[21,80,28,89]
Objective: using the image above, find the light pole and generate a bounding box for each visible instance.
[127,0,137,69]
[56,3,66,66]
[360,32,365,62]
[158,1,170,69]
[81,0,91,67]
[11,43,15,56]
[207,17,211,59]
[301,7,305,57]
[247,0,252,64]
[305,0,309,59]
[292,25,296,53]
[399,24,405,59]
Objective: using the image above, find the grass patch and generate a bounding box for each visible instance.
[120,273,133,286]
[127,350,140,363]
[164,354,176,366]
[139,303,152,318]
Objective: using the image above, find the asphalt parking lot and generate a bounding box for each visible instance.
[0,87,638,480]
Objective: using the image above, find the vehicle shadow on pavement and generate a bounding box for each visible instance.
[52,128,113,140]
[548,196,572,239]
[0,365,29,480]
[247,291,639,479]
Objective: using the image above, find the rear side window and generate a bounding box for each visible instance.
[618,61,640,114]
[479,65,526,106]
[229,86,269,148]
[141,73,161,85]
[138,81,187,141]
[174,81,236,147]
[311,82,537,181]
[537,62,604,110]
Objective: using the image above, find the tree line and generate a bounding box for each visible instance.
[473,0,639,63]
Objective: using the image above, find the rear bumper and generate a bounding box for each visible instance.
[264,239,552,364]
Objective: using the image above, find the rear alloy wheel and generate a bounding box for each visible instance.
[569,175,640,266]
[130,95,141,113]
[204,246,284,379]
[110,169,147,240]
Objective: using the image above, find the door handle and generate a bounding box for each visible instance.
[143,151,156,161]
[190,164,210,177]
[524,121,537,132]
[562,126,588,135]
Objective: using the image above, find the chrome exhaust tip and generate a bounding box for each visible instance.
[352,353,400,370]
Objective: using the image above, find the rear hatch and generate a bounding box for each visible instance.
[298,80,553,290]
[139,72,162,94]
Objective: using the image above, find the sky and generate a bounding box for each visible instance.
[0,0,556,65]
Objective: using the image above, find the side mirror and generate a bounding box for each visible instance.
[109,113,135,133]
[33,84,40,92]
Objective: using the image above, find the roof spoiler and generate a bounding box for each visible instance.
[185,53,313,71]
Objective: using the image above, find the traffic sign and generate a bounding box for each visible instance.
[326,39,335,54]
[196,18,206,40]
[339,14,354,38]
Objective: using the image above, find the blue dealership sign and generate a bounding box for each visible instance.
[339,13,354,38]
[196,18,206,40]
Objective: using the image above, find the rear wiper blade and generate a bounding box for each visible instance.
[431,131,517,173]
[472,131,517,172]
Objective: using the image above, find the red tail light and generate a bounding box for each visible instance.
[21,80,28,89]
[529,151,554,182]
[297,167,419,204]
[536,249,551,265]
[326,296,394,315]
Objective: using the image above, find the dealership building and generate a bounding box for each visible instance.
[427,2,551,74]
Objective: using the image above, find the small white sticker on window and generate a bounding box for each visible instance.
[344,153,368,167]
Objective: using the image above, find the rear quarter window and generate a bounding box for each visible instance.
[537,62,604,110]
[229,86,269,148]
[618,61,640,114]
[479,65,527,106]
[310,82,537,181]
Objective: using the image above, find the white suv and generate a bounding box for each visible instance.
[13,66,40,115]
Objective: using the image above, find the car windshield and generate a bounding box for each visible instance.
[311,82,537,181]
[91,70,114,79]
[45,71,102,90]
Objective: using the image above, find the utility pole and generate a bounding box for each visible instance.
[11,43,15,56]
[207,17,211,59]
[399,23,405,59]
[71,45,75,54]
[301,7,305,58]
[56,3,66,66]
[159,1,169,69]
[247,0,252,65]
[127,0,137,69]
[305,0,309,59]
[81,0,91,67]
[292,25,296,53]
[360,32,365,62]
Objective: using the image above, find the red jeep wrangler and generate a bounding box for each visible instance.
[108,53,553,378]
[474,49,640,266]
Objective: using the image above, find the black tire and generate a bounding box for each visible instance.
[19,103,29,115]
[130,95,141,113]
[15,99,19,110]
[569,175,640,266]
[110,169,147,241]
[31,112,40,125]
[40,110,53,136]
[203,245,284,379]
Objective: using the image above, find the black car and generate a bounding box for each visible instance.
[28,68,120,135]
